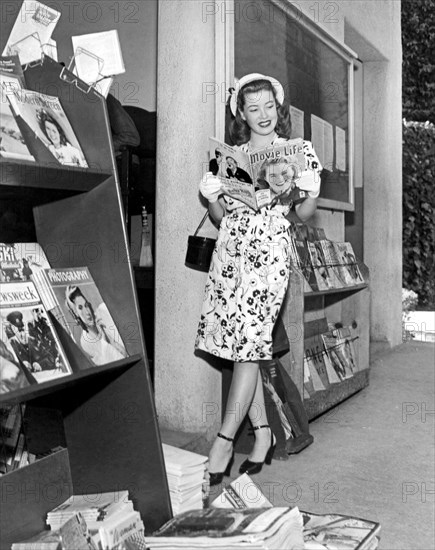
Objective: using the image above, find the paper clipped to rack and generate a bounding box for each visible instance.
[3,1,61,65]
[71,30,125,96]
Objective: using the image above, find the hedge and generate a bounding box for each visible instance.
[402,119,435,309]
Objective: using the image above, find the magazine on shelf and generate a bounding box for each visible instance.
[304,334,331,390]
[321,328,356,381]
[209,137,306,211]
[318,240,346,288]
[2,1,61,65]
[0,280,72,390]
[0,242,50,282]
[0,55,26,87]
[7,88,88,167]
[302,510,381,550]
[307,241,334,291]
[289,223,316,290]
[335,242,365,285]
[0,59,35,162]
[34,266,129,367]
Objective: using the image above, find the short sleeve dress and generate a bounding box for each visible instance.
[195,138,322,362]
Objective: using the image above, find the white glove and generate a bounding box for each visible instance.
[199,172,222,203]
[294,169,321,199]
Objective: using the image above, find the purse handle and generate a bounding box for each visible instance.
[193,210,210,237]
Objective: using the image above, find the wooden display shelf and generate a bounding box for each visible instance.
[0,55,172,547]
[279,261,371,422]
[0,448,73,549]
[0,355,141,407]
[304,282,368,298]
[0,159,111,193]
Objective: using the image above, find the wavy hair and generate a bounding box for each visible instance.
[229,79,291,145]
[37,109,69,146]
[65,285,95,332]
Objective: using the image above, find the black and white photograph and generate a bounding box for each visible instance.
[0,1,433,549]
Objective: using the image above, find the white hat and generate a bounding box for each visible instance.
[229,73,285,117]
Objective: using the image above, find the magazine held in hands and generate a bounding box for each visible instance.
[209,137,306,211]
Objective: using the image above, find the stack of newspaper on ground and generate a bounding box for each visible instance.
[211,474,381,550]
[162,443,208,514]
[146,506,305,549]
[302,511,381,550]
[45,490,145,549]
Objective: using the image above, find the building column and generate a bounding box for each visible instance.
[154,0,222,439]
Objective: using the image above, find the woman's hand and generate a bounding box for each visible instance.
[295,169,321,198]
[199,172,222,203]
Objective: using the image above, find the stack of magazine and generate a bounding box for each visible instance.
[46,491,145,549]
[211,473,273,510]
[0,242,72,393]
[0,242,129,396]
[302,511,381,550]
[207,474,381,550]
[162,443,208,514]
[146,506,305,550]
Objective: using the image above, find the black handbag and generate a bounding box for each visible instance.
[185,211,216,272]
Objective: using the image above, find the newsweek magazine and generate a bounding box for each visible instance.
[209,137,305,211]
[0,280,71,392]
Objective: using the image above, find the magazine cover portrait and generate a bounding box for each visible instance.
[8,89,88,167]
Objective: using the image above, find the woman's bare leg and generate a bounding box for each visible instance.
[208,361,259,473]
[246,369,274,462]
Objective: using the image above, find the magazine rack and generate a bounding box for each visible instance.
[0,56,172,548]
[280,262,370,420]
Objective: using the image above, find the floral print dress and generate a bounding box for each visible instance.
[195,139,321,362]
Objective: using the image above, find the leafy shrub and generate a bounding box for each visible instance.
[402,288,418,341]
[402,120,435,310]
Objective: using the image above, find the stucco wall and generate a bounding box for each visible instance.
[154,0,221,435]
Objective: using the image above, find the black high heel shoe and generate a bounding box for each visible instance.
[209,432,234,486]
[239,425,276,476]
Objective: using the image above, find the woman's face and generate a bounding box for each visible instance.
[73,295,95,327]
[240,89,278,140]
[227,157,237,171]
[44,120,61,147]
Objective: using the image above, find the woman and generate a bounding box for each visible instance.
[196,73,322,484]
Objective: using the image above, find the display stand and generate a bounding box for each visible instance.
[279,262,370,421]
[223,256,370,457]
[0,56,172,549]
